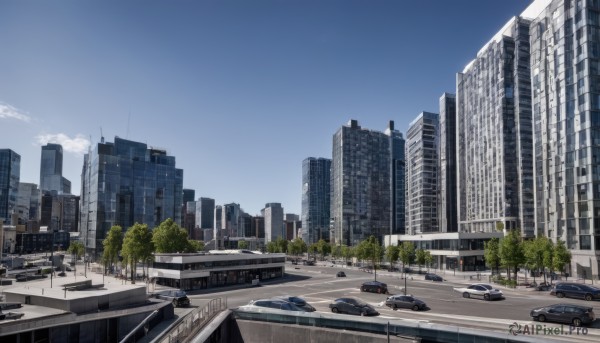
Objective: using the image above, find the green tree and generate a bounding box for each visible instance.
[398,241,415,273]
[238,240,249,250]
[355,236,384,280]
[288,238,307,259]
[316,239,331,261]
[332,245,342,260]
[266,241,278,253]
[102,225,123,274]
[423,250,434,272]
[543,239,555,283]
[523,237,552,284]
[484,237,501,275]
[122,223,154,284]
[341,245,353,265]
[308,243,318,260]
[415,249,428,273]
[499,229,525,281]
[385,245,399,271]
[188,240,205,252]
[67,241,85,278]
[152,218,189,253]
[553,239,572,279]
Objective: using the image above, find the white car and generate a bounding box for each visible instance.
[453,283,503,301]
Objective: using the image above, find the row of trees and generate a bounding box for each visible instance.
[94,218,204,284]
[484,229,572,284]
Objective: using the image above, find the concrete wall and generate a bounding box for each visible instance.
[233,320,416,343]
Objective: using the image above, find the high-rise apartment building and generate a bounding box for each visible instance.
[331,120,392,245]
[301,157,331,244]
[530,0,600,277]
[439,93,458,233]
[40,144,71,194]
[221,203,242,237]
[0,149,20,225]
[80,137,183,259]
[406,112,439,235]
[264,203,283,242]
[385,121,406,235]
[457,16,535,236]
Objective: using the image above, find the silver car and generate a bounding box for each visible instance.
[453,283,503,301]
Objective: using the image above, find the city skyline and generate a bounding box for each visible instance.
[0,0,533,215]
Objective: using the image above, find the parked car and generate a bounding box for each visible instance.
[550,283,600,301]
[530,304,595,327]
[453,284,503,301]
[154,290,190,307]
[272,296,315,312]
[247,299,307,311]
[360,281,388,294]
[385,294,427,311]
[424,273,443,282]
[534,282,552,291]
[329,298,379,316]
[336,271,346,277]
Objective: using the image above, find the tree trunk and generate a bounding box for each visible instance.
[507,267,511,281]
[130,259,136,284]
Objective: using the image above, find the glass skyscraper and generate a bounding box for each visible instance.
[40,143,71,194]
[439,93,458,233]
[457,16,535,237]
[301,157,331,244]
[80,137,183,259]
[331,120,392,245]
[0,149,20,224]
[385,121,406,235]
[406,112,439,235]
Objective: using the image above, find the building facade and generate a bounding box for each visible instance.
[301,157,331,244]
[331,120,392,246]
[457,16,535,236]
[16,182,41,225]
[385,121,406,235]
[439,93,458,233]
[198,197,215,229]
[264,203,283,243]
[406,112,440,235]
[80,137,184,259]
[0,149,20,225]
[530,0,600,278]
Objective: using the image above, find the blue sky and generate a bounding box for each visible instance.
[0,0,533,215]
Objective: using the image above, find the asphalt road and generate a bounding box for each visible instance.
[185,262,600,341]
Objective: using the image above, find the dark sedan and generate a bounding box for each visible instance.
[385,295,427,311]
[329,298,379,316]
[361,281,388,294]
[154,290,190,307]
[550,283,600,301]
[336,271,346,277]
[530,304,595,327]
[247,299,307,311]
[272,296,316,312]
[424,273,443,282]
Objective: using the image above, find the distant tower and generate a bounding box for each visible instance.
[301,157,331,244]
[40,143,71,194]
[0,149,21,225]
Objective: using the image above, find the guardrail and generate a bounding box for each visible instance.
[155,298,227,343]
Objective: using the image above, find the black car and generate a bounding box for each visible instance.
[550,283,600,301]
[336,271,346,277]
[248,299,307,311]
[361,281,388,294]
[272,296,316,312]
[154,290,190,307]
[424,273,443,282]
[329,298,379,316]
[385,295,427,311]
[530,304,595,327]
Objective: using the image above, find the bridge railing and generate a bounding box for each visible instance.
[155,297,227,343]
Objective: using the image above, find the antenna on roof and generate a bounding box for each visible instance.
[100,127,104,144]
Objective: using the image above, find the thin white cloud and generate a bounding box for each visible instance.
[0,102,31,122]
[35,133,91,155]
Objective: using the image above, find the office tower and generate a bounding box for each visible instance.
[0,149,20,225]
[406,112,440,234]
[285,213,300,240]
[439,93,458,233]
[182,189,195,204]
[221,203,242,237]
[214,205,222,237]
[80,137,183,259]
[16,182,40,224]
[40,194,79,232]
[264,203,284,242]
[530,0,600,277]
[184,201,196,238]
[457,16,534,236]
[331,120,391,246]
[40,143,71,194]
[197,197,215,229]
[301,157,331,244]
[385,121,406,235]
[252,216,265,239]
